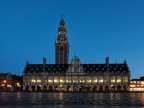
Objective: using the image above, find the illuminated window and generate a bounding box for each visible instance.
[86,77,91,83]
[54,77,59,83]
[73,80,78,83]
[92,76,97,83]
[111,76,116,83]
[130,85,135,87]
[117,79,121,82]
[43,80,47,82]
[31,79,36,82]
[92,79,97,83]
[98,76,103,83]
[79,76,85,83]
[48,80,52,82]
[73,76,78,83]
[111,80,115,83]
[60,79,64,83]
[123,76,128,83]
[37,80,41,82]
[54,80,58,82]
[60,77,64,83]
[141,81,144,85]
[99,79,103,82]
[66,76,71,83]
[80,80,84,83]
[66,80,71,83]
[117,76,121,83]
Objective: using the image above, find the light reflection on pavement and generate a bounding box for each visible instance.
[0,92,144,108]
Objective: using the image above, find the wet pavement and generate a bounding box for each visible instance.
[0,92,144,107]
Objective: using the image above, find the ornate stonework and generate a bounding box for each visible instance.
[55,16,69,64]
[66,56,84,75]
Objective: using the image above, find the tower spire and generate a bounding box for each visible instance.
[55,16,69,64]
[58,15,66,38]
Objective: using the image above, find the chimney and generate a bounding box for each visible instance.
[124,59,127,64]
[106,57,109,67]
[43,57,46,67]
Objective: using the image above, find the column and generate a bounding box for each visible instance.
[71,75,73,91]
[90,75,92,91]
[78,74,80,90]
[59,75,60,91]
[35,86,37,91]
[84,75,86,91]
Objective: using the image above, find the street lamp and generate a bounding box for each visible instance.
[16,82,21,91]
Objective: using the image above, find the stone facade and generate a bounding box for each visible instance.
[23,56,130,91]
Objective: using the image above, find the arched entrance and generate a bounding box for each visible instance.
[60,85,65,91]
[105,86,109,91]
[43,85,47,91]
[92,86,97,91]
[54,85,59,91]
[86,85,91,91]
[79,85,85,91]
[25,85,30,91]
[49,85,53,91]
[99,86,103,91]
[31,85,35,91]
[67,85,71,91]
[111,86,115,91]
[37,85,41,91]
[117,85,122,91]
[73,86,78,91]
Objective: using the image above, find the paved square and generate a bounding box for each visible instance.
[0,92,144,107]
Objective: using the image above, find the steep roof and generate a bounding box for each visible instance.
[23,63,130,75]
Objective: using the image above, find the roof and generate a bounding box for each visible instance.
[131,76,144,81]
[23,63,130,75]
[0,73,10,76]
[130,79,141,81]
[83,64,129,74]
[24,64,68,74]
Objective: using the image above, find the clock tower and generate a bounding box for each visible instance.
[55,16,69,64]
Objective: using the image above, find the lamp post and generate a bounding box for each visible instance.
[16,82,21,91]
[1,80,7,91]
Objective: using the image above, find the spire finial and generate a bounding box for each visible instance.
[26,59,29,64]
[124,58,127,64]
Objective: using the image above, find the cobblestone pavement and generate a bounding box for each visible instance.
[0,92,144,107]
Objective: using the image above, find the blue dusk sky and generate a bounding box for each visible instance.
[0,0,144,79]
